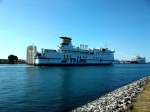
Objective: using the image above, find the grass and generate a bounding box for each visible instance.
[131,78,150,112]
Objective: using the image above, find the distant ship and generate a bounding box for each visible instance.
[34,37,115,66]
[131,56,146,64]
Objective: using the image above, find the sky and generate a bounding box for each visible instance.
[0,0,150,61]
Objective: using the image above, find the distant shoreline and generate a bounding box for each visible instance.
[0,59,26,64]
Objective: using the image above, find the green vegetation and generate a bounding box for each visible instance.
[131,78,150,112]
[8,55,18,64]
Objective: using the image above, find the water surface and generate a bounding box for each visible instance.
[0,64,150,112]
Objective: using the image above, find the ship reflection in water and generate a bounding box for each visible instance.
[0,64,150,112]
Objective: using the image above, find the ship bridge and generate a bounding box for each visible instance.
[60,37,72,45]
[59,37,73,50]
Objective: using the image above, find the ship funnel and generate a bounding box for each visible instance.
[60,37,72,45]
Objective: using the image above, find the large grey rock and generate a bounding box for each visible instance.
[71,76,150,112]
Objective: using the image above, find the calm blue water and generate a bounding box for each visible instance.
[0,64,150,112]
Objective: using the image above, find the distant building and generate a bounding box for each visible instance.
[26,45,37,64]
[113,59,121,64]
[18,59,26,64]
[120,60,131,64]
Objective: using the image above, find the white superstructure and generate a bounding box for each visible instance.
[132,56,146,64]
[34,37,115,66]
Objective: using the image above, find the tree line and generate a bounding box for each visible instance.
[8,55,18,64]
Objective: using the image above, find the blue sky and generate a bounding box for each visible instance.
[0,0,150,61]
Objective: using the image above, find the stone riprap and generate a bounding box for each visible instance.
[71,76,150,112]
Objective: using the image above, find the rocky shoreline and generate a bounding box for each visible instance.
[71,76,150,112]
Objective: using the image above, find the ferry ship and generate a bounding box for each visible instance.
[34,37,115,66]
[131,56,146,64]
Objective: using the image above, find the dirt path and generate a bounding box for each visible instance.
[131,78,150,112]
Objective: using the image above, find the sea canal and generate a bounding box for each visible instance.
[0,64,150,112]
